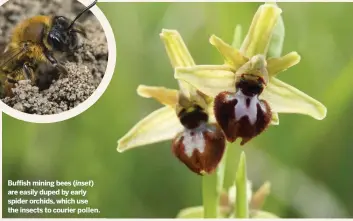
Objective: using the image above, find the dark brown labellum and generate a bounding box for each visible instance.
[214,90,272,145]
[172,122,226,175]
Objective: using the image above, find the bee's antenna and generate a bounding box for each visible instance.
[67,0,97,30]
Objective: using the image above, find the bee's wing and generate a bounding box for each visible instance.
[0,46,27,68]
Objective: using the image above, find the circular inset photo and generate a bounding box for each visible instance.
[0,0,116,122]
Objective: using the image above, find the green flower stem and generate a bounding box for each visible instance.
[235,152,249,218]
[202,147,226,218]
[222,143,242,190]
[202,172,219,218]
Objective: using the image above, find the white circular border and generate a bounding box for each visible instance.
[0,0,116,123]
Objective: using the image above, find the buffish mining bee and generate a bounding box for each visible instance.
[0,0,98,97]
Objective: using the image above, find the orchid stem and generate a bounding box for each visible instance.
[235,152,249,218]
[202,172,219,218]
[202,146,226,218]
[222,143,242,191]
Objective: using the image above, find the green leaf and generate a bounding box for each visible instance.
[235,152,249,218]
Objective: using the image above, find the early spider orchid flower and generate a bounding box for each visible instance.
[174,3,327,145]
[117,30,226,175]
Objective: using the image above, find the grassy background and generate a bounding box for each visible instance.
[3,2,353,218]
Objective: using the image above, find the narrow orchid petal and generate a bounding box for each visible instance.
[137,85,179,107]
[270,112,279,125]
[160,29,196,98]
[240,4,282,57]
[267,10,285,58]
[175,65,236,98]
[210,35,248,70]
[261,78,327,120]
[267,52,301,77]
[232,25,243,49]
[117,106,183,152]
[160,29,195,67]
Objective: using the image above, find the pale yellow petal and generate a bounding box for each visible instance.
[160,29,195,99]
[117,106,183,152]
[232,25,243,49]
[241,4,282,57]
[267,10,285,58]
[137,85,179,107]
[261,78,327,120]
[210,35,248,70]
[160,29,195,67]
[175,65,236,98]
[270,112,279,125]
[267,52,301,76]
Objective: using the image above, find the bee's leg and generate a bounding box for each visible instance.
[6,76,18,84]
[44,50,68,77]
[23,62,36,83]
[3,76,17,98]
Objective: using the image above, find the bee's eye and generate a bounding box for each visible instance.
[48,34,64,51]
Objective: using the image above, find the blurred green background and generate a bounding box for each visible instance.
[3,2,353,218]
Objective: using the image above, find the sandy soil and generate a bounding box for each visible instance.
[0,0,108,115]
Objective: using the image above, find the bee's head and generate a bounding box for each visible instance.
[47,0,97,52]
[47,16,80,52]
